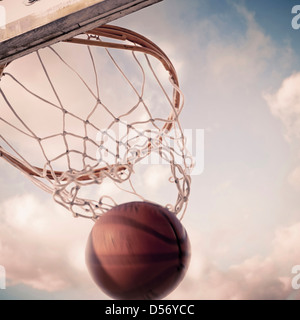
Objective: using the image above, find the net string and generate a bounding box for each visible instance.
[0,25,193,220]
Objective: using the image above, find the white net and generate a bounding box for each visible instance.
[0,25,192,220]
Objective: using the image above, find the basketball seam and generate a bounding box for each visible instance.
[95,214,180,245]
[158,209,188,271]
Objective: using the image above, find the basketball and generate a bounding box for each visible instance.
[85,201,191,300]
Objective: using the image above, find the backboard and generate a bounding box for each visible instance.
[0,0,162,65]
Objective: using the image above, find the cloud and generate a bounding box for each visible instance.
[0,193,93,292]
[264,72,300,141]
[264,73,300,190]
[288,165,300,191]
[204,3,274,86]
[168,222,300,300]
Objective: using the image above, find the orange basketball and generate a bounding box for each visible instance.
[85,201,191,300]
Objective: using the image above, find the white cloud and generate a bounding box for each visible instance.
[288,166,300,191]
[167,222,300,300]
[264,73,300,190]
[205,4,274,85]
[264,73,300,141]
[0,193,93,292]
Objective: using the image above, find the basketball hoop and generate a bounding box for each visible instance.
[0,25,192,220]
[0,23,193,300]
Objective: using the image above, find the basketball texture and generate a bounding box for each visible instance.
[85,201,191,300]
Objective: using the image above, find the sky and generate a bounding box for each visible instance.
[1,0,300,300]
